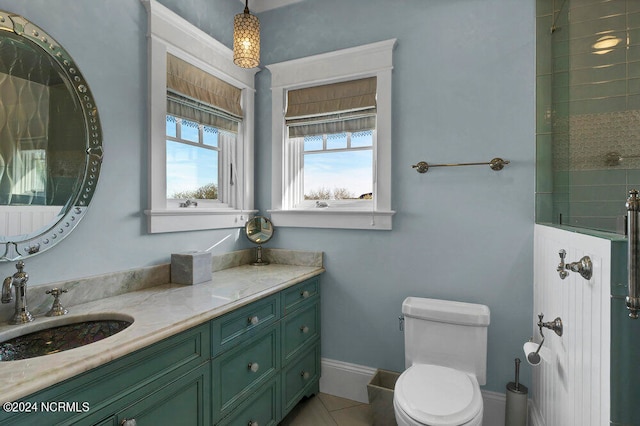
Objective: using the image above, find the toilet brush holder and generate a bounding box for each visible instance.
[505,358,528,426]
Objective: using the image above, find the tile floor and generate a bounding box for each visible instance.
[280,393,375,426]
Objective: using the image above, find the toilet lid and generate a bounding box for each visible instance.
[395,364,482,426]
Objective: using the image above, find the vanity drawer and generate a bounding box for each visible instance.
[212,325,280,422]
[282,342,320,414]
[217,378,280,426]
[282,301,320,363]
[211,294,280,356]
[282,278,319,314]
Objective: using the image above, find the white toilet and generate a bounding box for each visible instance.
[393,297,490,426]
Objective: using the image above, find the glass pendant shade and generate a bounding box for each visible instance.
[233,4,260,69]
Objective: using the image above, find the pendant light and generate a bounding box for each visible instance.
[233,0,260,68]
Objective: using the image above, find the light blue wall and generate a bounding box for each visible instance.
[255,0,536,393]
[0,0,535,394]
[0,0,248,286]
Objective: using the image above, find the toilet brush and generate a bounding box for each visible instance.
[505,358,528,426]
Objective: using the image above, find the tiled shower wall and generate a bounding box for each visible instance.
[537,0,640,233]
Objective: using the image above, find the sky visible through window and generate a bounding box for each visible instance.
[303,131,373,199]
[166,116,373,201]
[166,116,219,199]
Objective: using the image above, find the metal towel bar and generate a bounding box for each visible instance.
[411,157,509,173]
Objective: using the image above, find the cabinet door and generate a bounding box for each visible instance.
[282,342,320,415]
[114,363,211,426]
[282,301,319,364]
[212,325,280,423]
[217,378,280,426]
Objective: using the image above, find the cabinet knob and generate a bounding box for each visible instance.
[248,315,259,325]
[248,421,259,426]
[121,419,137,426]
[300,325,309,334]
[300,370,310,380]
[300,290,310,298]
[248,362,260,372]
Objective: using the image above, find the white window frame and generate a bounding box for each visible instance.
[142,0,258,233]
[267,39,396,230]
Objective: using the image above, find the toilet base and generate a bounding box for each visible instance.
[393,395,483,426]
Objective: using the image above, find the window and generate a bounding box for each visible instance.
[165,116,228,203]
[164,53,241,209]
[267,39,396,230]
[143,0,258,233]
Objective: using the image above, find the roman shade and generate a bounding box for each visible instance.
[285,77,376,137]
[166,54,242,133]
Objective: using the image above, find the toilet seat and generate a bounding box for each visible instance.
[394,364,483,426]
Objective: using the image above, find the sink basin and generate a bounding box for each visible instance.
[0,314,133,361]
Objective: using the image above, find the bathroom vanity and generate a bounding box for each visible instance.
[0,255,323,426]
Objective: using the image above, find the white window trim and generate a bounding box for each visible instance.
[266,39,397,230]
[142,0,258,233]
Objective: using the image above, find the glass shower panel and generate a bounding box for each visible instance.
[536,0,640,234]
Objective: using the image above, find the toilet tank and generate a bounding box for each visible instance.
[402,297,490,385]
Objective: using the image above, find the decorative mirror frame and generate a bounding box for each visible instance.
[0,10,103,261]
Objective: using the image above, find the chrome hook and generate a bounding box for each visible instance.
[538,313,563,337]
[557,249,593,280]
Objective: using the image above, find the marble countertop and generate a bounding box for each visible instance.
[0,261,324,402]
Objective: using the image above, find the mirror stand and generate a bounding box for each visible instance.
[245,216,274,266]
[253,245,269,266]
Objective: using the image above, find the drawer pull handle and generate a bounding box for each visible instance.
[248,421,259,426]
[248,315,259,325]
[300,290,310,298]
[300,370,310,380]
[300,325,309,334]
[248,362,260,372]
[121,419,137,426]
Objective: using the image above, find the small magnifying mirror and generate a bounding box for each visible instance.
[245,216,274,266]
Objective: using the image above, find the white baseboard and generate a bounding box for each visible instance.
[319,357,529,426]
[319,358,377,403]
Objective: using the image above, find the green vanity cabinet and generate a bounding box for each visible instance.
[0,275,321,426]
[0,322,211,426]
[212,277,321,425]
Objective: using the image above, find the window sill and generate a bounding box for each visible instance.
[267,209,395,230]
[145,209,257,233]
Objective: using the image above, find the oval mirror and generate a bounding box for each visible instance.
[245,216,273,266]
[0,10,103,261]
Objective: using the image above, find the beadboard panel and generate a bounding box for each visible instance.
[532,225,611,425]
